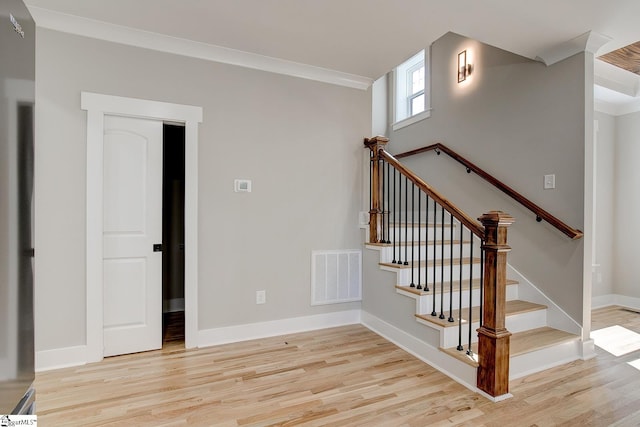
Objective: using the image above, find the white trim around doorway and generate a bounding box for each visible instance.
[81,92,202,363]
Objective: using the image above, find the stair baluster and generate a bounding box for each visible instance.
[467,231,474,356]
[404,176,409,266]
[392,168,397,263]
[448,213,454,323]
[410,183,415,287]
[431,198,437,317]
[369,148,373,235]
[457,225,464,351]
[417,189,422,290]
[397,175,402,264]
[385,162,391,243]
[381,158,386,244]
[423,195,430,291]
[439,205,445,320]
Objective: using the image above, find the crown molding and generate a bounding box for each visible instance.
[27,6,373,91]
[593,59,640,116]
[594,59,640,97]
[536,31,612,66]
[595,98,640,117]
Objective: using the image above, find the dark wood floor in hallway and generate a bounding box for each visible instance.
[35,306,640,426]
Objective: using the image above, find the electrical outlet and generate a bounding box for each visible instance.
[544,174,555,190]
[256,290,266,304]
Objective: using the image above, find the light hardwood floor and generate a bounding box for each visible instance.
[36,306,640,426]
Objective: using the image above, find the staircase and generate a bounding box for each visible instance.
[364,136,584,400]
[365,221,582,397]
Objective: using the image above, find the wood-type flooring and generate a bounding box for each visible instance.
[35,306,640,426]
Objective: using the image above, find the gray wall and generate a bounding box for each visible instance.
[613,110,640,299]
[34,28,371,351]
[593,111,615,298]
[365,32,586,324]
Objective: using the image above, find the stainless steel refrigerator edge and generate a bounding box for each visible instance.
[0,0,36,415]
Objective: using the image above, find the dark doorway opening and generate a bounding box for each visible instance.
[162,123,185,348]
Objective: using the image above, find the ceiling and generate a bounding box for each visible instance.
[23,0,640,112]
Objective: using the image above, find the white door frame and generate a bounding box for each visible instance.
[81,92,202,362]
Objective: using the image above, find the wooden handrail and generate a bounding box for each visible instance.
[365,137,484,238]
[395,143,584,240]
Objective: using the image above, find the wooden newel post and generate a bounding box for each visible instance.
[477,210,515,398]
[364,136,389,243]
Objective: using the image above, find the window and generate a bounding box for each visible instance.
[393,49,430,130]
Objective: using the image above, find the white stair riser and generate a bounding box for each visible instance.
[441,322,478,348]
[386,226,463,242]
[416,289,482,314]
[434,309,548,348]
[506,309,547,333]
[398,283,519,314]
[388,210,455,222]
[378,243,474,263]
[509,338,581,379]
[411,316,479,348]
[388,263,482,286]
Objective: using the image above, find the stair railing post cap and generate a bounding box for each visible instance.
[478,211,515,226]
[364,136,390,148]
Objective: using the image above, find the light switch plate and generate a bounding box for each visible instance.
[256,290,266,304]
[544,174,555,190]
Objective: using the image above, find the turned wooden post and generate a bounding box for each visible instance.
[477,211,515,397]
[364,136,389,243]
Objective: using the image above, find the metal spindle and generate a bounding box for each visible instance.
[439,205,445,319]
[457,224,464,351]
[392,168,397,263]
[397,175,402,264]
[417,190,422,290]
[410,183,415,287]
[448,213,454,323]
[380,159,385,243]
[423,195,430,292]
[467,230,474,355]
[431,199,437,317]
[404,177,409,266]
[386,162,391,243]
[369,151,373,214]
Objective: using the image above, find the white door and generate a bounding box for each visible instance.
[102,115,163,357]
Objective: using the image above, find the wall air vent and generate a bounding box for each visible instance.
[311,250,362,305]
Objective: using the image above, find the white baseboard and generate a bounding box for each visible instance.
[592,294,640,310]
[163,298,185,313]
[36,345,87,372]
[592,294,615,309]
[197,310,361,348]
[360,310,485,398]
[581,338,597,360]
[34,311,361,372]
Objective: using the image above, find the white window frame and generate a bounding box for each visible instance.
[393,48,431,131]
[406,61,425,116]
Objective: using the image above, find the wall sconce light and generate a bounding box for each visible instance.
[458,50,472,83]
